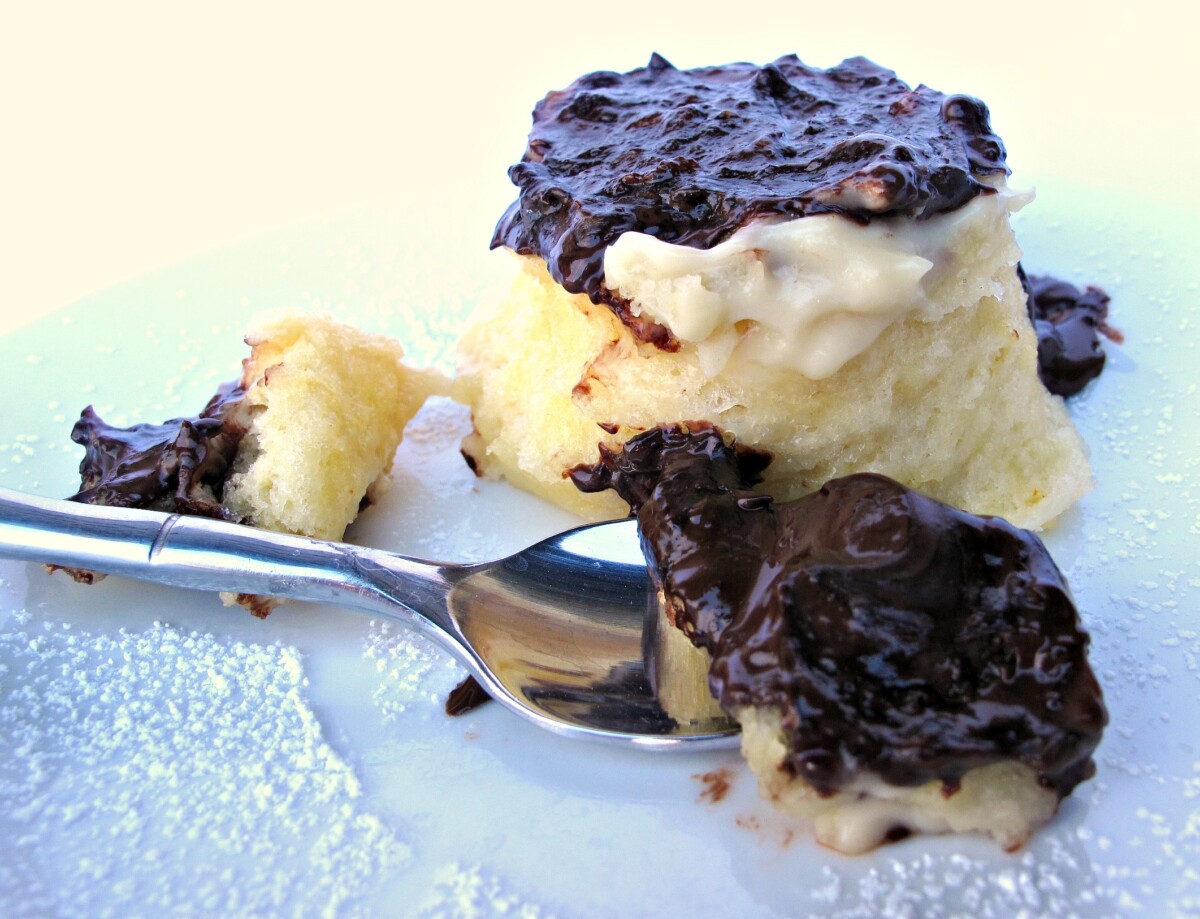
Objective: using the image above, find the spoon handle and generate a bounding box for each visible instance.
[0,486,461,640]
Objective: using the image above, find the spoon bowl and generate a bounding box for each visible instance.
[0,488,739,748]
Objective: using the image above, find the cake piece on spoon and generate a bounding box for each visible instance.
[573,423,1107,852]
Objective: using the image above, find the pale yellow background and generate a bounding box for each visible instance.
[0,0,1191,335]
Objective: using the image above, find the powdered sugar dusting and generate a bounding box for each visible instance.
[774,841,1142,918]
[0,616,408,917]
[362,620,464,721]
[417,862,561,919]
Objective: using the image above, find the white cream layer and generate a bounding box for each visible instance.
[736,706,1060,853]
[603,186,1031,379]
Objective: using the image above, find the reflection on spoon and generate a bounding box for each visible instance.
[0,488,739,750]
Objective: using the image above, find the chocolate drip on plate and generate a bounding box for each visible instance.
[1023,267,1122,397]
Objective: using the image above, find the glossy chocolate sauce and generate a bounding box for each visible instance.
[1023,268,1122,397]
[67,380,247,518]
[572,424,1106,797]
[493,53,1007,332]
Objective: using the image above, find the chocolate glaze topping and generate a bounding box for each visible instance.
[1023,268,1122,397]
[572,424,1106,798]
[493,53,1007,327]
[67,380,247,519]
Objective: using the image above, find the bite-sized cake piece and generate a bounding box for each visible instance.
[458,54,1091,530]
[573,424,1107,852]
[63,312,442,609]
[220,312,439,540]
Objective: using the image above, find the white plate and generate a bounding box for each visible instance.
[1,182,1198,918]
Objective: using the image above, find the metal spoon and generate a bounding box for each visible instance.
[0,487,738,749]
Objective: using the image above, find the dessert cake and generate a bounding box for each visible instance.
[219,312,438,540]
[458,54,1091,529]
[574,424,1107,852]
[64,312,441,611]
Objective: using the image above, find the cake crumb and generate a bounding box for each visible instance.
[694,767,735,804]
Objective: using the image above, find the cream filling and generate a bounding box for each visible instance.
[603,185,1031,379]
[737,706,1060,853]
